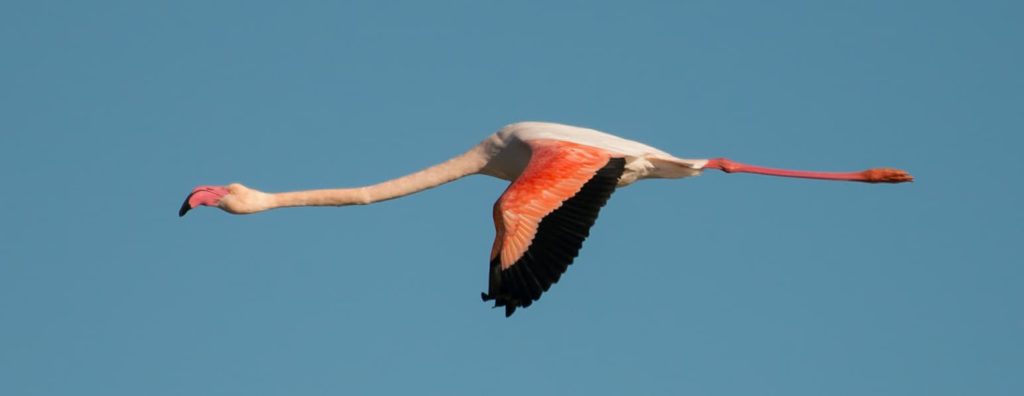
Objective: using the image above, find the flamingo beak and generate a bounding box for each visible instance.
[179,186,230,217]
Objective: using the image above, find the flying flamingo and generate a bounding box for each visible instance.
[179,122,912,316]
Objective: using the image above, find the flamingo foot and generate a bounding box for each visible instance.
[860,168,914,183]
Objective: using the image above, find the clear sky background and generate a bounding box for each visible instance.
[2,1,1021,395]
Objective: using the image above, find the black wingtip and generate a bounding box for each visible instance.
[482,292,518,317]
[178,193,193,217]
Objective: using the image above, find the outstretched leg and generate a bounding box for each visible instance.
[702,158,913,183]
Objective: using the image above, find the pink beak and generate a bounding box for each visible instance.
[179,186,230,217]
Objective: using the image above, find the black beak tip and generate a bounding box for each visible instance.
[178,194,193,217]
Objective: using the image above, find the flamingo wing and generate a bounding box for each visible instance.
[482,139,626,316]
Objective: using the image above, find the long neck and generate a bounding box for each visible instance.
[270,145,490,209]
[701,158,913,183]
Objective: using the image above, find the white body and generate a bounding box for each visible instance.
[479,122,708,185]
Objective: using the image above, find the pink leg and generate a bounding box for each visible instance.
[702,158,913,183]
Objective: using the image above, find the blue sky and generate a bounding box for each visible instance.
[1,1,1021,394]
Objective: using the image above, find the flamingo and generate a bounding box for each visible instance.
[179,122,913,316]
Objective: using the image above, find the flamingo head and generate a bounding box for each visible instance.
[178,183,269,217]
